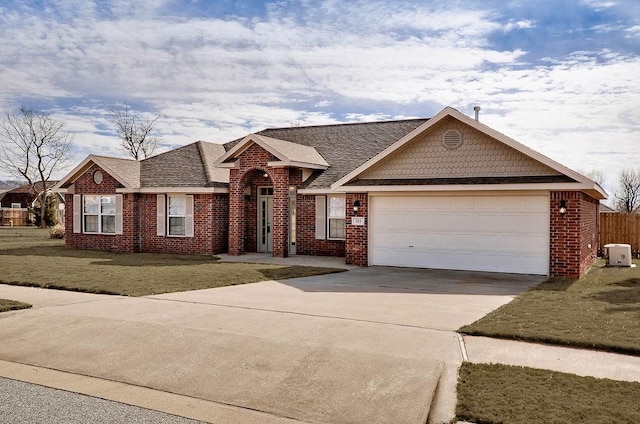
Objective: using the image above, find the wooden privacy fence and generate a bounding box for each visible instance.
[600,213,640,256]
[0,208,29,226]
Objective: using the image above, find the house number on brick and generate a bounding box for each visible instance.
[351,217,365,226]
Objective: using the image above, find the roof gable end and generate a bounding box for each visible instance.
[53,155,140,191]
[215,134,329,169]
[332,107,607,199]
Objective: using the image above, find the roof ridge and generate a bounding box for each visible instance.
[259,117,429,132]
[196,141,213,183]
[90,154,138,162]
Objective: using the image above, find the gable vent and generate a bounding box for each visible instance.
[442,129,462,150]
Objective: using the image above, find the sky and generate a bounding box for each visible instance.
[0,0,638,200]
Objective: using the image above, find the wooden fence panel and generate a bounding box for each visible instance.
[600,213,640,255]
[0,208,29,226]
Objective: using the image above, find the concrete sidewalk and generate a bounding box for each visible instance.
[463,335,640,383]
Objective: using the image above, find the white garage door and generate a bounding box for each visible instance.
[370,194,549,275]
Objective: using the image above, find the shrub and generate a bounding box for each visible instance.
[50,224,65,239]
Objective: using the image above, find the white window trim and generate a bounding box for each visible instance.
[82,195,117,235]
[166,194,194,238]
[11,203,21,209]
[326,194,346,241]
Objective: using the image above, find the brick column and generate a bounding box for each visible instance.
[345,193,368,266]
[228,168,245,256]
[271,168,289,258]
[550,191,587,278]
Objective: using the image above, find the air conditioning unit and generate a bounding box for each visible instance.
[603,244,633,267]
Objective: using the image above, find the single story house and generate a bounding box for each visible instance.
[54,107,606,278]
[0,181,63,210]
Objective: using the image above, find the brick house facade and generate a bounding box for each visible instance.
[55,107,606,278]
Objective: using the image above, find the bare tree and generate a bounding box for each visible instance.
[614,169,640,213]
[111,102,162,160]
[0,106,74,228]
[581,169,605,186]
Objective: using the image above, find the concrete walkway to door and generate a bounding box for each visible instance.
[0,266,543,424]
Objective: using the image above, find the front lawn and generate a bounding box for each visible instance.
[0,299,32,313]
[457,362,640,424]
[459,259,640,355]
[0,227,346,297]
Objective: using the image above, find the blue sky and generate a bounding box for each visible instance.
[0,0,638,199]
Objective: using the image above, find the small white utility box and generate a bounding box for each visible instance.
[603,244,633,267]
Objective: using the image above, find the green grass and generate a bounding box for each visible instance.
[456,362,640,424]
[0,299,32,312]
[459,259,640,355]
[0,227,346,297]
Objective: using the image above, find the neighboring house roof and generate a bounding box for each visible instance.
[0,181,63,207]
[141,141,228,187]
[599,203,616,213]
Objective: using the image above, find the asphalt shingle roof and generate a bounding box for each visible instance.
[91,156,141,188]
[141,141,228,187]
[225,118,428,189]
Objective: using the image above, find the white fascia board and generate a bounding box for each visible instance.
[213,136,254,166]
[297,188,334,195]
[54,155,138,190]
[330,107,453,190]
[267,160,328,170]
[52,156,96,190]
[216,160,239,169]
[330,106,607,200]
[214,134,286,166]
[333,182,601,194]
[116,187,229,194]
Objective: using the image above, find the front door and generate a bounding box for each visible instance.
[258,187,274,252]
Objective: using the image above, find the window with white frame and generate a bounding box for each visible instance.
[167,195,186,236]
[83,195,116,234]
[327,194,346,239]
[11,203,21,209]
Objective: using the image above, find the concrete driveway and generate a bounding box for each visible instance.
[0,267,542,424]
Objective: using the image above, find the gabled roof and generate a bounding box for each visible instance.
[331,107,607,199]
[141,141,228,187]
[224,118,428,189]
[54,141,228,192]
[217,134,329,169]
[55,155,140,189]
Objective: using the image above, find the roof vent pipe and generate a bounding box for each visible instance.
[473,105,481,121]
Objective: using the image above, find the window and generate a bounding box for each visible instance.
[83,195,116,234]
[11,203,21,209]
[327,195,346,239]
[167,196,186,236]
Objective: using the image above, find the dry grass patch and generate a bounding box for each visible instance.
[0,227,346,297]
[0,299,32,313]
[459,259,640,355]
[457,362,640,424]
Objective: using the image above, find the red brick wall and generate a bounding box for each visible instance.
[345,193,368,265]
[64,164,138,252]
[295,195,345,257]
[140,193,228,255]
[550,191,598,278]
[65,163,228,255]
[228,144,303,258]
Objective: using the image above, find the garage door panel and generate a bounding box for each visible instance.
[370,195,549,275]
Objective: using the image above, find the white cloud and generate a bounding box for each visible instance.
[579,0,617,10]
[504,20,536,32]
[0,0,638,191]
